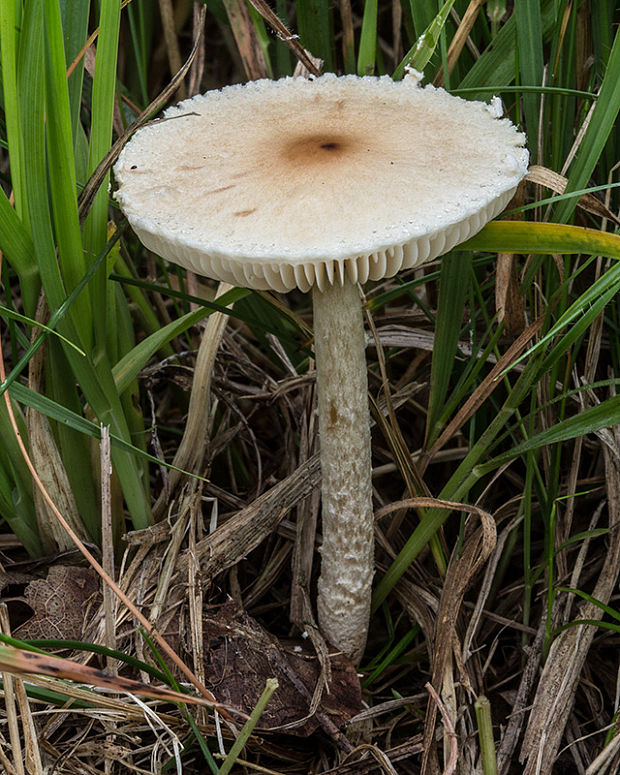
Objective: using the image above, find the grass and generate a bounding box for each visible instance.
[0,0,619,772]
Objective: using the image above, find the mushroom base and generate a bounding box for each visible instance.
[313,278,374,665]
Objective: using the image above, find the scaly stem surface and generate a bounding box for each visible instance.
[313,277,373,664]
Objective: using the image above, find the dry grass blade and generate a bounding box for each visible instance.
[223,0,270,80]
[495,252,526,334]
[175,454,321,579]
[0,641,211,706]
[425,315,545,464]
[100,424,117,674]
[158,0,185,99]
[0,605,27,775]
[425,683,458,775]
[496,613,546,775]
[520,446,620,774]
[526,165,620,225]
[77,6,207,221]
[153,282,233,519]
[27,300,86,553]
[421,504,497,775]
[290,399,319,627]
[316,738,424,774]
[244,0,323,76]
[434,0,485,86]
[496,182,526,335]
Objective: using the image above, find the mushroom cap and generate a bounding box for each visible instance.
[114,75,528,292]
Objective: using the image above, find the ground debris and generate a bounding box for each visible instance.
[203,599,362,738]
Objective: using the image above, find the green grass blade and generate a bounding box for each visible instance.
[393,0,456,80]
[218,679,279,775]
[556,588,620,624]
[552,26,620,223]
[0,307,84,355]
[457,0,554,96]
[7,382,203,482]
[112,287,249,395]
[425,251,472,446]
[0,0,26,220]
[296,0,334,70]
[0,188,39,315]
[480,399,620,474]
[460,221,620,260]
[357,0,378,75]
[83,0,122,350]
[59,0,91,145]
[44,0,92,345]
[514,0,545,155]
[17,0,68,317]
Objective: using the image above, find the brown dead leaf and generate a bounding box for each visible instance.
[14,565,100,641]
[203,600,361,737]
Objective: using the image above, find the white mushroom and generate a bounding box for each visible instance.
[114,74,528,664]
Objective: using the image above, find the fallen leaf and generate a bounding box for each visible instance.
[14,565,100,641]
[203,600,362,735]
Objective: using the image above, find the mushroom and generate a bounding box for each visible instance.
[114,74,528,664]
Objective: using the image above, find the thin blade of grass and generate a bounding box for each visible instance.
[459,221,620,260]
[514,0,544,155]
[44,0,93,346]
[425,251,472,447]
[479,398,620,474]
[296,0,334,70]
[0,307,84,355]
[82,0,121,349]
[218,679,279,775]
[112,287,249,395]
[8,382,206,481]
[357,0,379,75]
[393,0,456,80]
[552,26,620,223]
[0,0,27,220]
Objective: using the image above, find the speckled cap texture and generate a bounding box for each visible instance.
[114,74,529,292]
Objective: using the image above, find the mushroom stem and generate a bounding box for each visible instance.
[313,277,373,664]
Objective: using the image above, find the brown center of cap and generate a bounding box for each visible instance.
[281,133,359,166]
